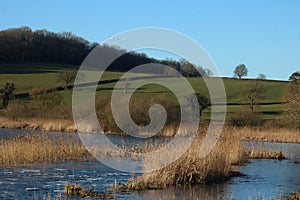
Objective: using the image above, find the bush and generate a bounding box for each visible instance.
[283,81,300,129]
[4,100,34,120]
[30,87,63,109]
[95,94,181,132]
[0,82,16,108]
[29,87,72,119]
[229,111,264,126]
[129,94,180,126]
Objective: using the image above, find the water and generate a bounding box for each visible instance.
[0,128,170,146]
[244,141,300,160]
[0,128,300,199]
[0,128,36,138]
[0,160,133,200]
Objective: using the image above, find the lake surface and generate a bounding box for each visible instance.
[0,128,300,199]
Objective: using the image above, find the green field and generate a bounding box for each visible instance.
[0,63,289,120]
[0,63,154,94]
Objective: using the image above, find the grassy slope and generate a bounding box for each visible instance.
[92,77,287,120]
[0,63,289,120]
[95,77,287,103]
[0,63,130,93]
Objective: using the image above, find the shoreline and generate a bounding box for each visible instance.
[0,117,76,132]
[1,117,300,144]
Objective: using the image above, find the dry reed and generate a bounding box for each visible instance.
[0,125,292,169]
[245,148,285,159]
[0,133,90,167]
[239,126,300,143]
[0,116,75,132]
[285,191,300,200]
[122,126,244,189]
[121,126,292,189]
[65,183,112,199]
[1,114,299,144]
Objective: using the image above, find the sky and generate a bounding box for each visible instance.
[1,0,300,80]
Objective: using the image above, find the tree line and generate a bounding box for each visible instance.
[0,27,92,65]
[0,27,213,77]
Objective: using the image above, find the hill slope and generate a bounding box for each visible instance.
[0,63,289,120]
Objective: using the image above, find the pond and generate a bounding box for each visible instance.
[0,128,300,199]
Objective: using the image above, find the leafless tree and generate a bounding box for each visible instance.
[242,81,265,112]
[283,81,300,128]
[257,73,266,80]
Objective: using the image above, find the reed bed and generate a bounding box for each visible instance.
[0,133,90,167]
[121,126,244,189]
[65,183,112,199]
[239,126,300,143]
[87,136,171,161]
[285,191,300,200]
[1,114,299,144]
[0,116,75,132]
[0,125,291,169]
[245,149,285,159]
[120,126,291,190]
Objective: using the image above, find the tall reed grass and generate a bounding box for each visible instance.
[285,191,300,200]
[0,116,75,132]
[121,126,290,189]
[239,126,300,143]
[122,126,244,189]
[245,148,285,159]
[0,133,90,167]
[65,183,112,199]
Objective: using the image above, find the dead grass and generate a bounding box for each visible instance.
[0,116,75,132]
[120,126,293,189]
[245,148,285,159]
[0,124,293,169]
[135,125,300,144]
[1,114,299,144]
[285,191,300,200]
[121,126,244,189]
[0,133,90,167]
[65,183,113,199]
[239,126,300,143]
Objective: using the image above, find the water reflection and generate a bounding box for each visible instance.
[136,159,300,199]
[1,159,298,199]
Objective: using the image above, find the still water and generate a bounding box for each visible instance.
[0,128,300,199]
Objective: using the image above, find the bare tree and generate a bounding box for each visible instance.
[234,64,248,79]
[180,59,199,77]
[197,67,214,78]
[57,69,81,89]
[283,81,300,128]
[185,93,210,117]
[242,81,265,112]
[257,73,266,80]
[204,68,214,78]
[29,87,63,110]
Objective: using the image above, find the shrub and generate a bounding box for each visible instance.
[0,82,16,108]
[30,87,63,110]
[229,111,264,126]
[95,94,181,132]
[57,69,78,89]
[283,81,300,129]
[4,100,34,120]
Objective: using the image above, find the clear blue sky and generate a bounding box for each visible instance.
[1,0,300,80]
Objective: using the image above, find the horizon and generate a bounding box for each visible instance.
[1,1,300,80]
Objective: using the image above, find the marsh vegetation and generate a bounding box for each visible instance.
[0,133,90,167]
